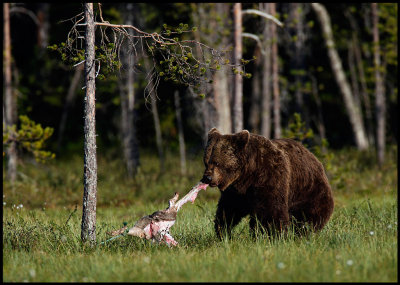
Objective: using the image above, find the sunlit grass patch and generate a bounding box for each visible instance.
[3,147,397,282]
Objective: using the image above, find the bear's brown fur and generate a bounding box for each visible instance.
[201,128,334,238]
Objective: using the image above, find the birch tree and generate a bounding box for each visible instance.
[212,3,232,134]
[190,3,232,137]
[344,8,374,145]
[241,4,283,138]
[260,3,272,139]
[232,3,243,133]
[271,3,281,138]
[311,3,369,150]
[372,3,385,166]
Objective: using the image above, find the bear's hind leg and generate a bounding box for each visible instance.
[290,185,334,232]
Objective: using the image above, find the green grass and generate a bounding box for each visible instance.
[2,147,398,282]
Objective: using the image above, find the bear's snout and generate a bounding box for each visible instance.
[201,175,213,184]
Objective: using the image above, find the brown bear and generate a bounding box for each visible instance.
[201,128,334,238]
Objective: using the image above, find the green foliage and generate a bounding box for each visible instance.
[378,3,397,67]
[282,113,335,175]
[9,3,400,160]
[282,113,314,145]
[3,115,55,163]
[153,22,253,94]
[48,41,120,81]
[47,43,85,67]
[53,8,252,99]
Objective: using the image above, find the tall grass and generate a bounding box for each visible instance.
[2,146,398,282]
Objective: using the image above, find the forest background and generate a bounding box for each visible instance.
[4,3,398,161]
[2,3,398,282]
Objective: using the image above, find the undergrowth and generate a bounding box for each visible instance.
[2,146,398,282]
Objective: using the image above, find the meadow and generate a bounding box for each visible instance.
[2,146,398,282]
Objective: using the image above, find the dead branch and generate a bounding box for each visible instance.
[242,9,284,27]
[9,6,40,26]
[60,3,250,104]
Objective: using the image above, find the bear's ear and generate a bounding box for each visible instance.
[207,127,221,142]
[234,129,250,149]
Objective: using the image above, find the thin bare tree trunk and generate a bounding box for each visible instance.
[37,3,50,50]
[311,3,369,150]
[271,3,281,138]
[233,3,243,132]
[142,57,164,173]
[119,3,139,178]
[260,3,272,139]
[292,3,304,112]
[4,3,17,182]
[143,64,165,173]
[190,4,219,138]
[249,45,261,133]
[372,3,385,166]
[57,65,83,151]
[174,90,186,175]
[352,33,374,145]
[310,73,327,150]
[151,90,165,173]
[345,9,374,145]
[348,40,362,116]
[81,3,97,244]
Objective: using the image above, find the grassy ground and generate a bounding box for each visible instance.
[2,146,398,282]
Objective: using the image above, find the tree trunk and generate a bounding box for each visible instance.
[57,65,83,152]
[4,3,17,182]
[37,3,50,50]
[143,63,165,173]
[151,89,165,173]
[372,3,385,166]
[119,3,140,178]
[248,44,261,134]
[270,3,281,139]
[212,64,232,134]
[190,3,219,138]
[174,90,186,175]
[233,3,243,132]
[292,3,305,113]
[345,9,374,146]
[214,3,232,134]
[347,40,362,117]
[352,33,374,146]
[310,73,327,150]
[291,3,312,129]
[81,3,97,244]
[260,3,272,139]
[311,3,369,150]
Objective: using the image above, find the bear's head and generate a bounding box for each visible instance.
[201,128,250,191]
